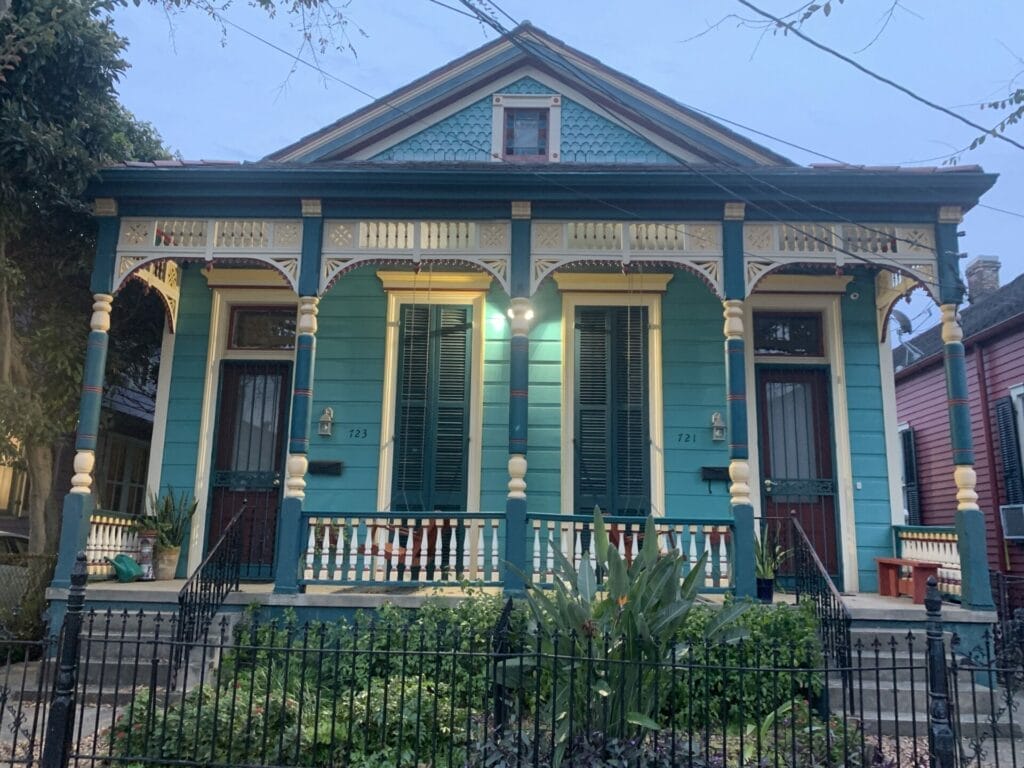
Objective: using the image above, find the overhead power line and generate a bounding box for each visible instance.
[735,0,1024,153]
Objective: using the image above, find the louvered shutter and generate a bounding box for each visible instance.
[995,396,1024,505]
[574,306,650,517]
[900,428,921,525]
[392,305,471,512]
[575,309,612,515]
[613,307,649,515]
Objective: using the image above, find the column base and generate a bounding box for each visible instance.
[955,508,995,611]
[51,493,94,590]
[273,496,304,595]
[503,496,528,597]
[731,504,756,599]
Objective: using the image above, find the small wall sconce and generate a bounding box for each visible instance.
[710,411,726,442]
[318,406,334,437]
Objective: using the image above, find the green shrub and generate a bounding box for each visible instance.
[668,600,824,727]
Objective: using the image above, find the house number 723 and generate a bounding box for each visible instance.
[348,428,368,439]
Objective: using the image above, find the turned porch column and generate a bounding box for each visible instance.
[722,202,756,599]
[52,200,119,588]
[936,206,994,611]
[504,201,532,595]
[274,199,323,594]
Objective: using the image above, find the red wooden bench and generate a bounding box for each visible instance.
[876,557,941,604]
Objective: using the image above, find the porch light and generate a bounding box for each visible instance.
[318,407,334,437]
[710,411,726,442]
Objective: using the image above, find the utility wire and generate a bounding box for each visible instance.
[735,0,1024,153]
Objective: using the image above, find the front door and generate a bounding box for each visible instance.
[756,367,841,586]
[209,361,290,580]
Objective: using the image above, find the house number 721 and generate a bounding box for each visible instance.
[676,432,696,443]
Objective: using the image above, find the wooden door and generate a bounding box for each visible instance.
[208,361,290,580]
[756,367,841,585]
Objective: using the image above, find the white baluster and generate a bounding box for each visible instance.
[574,529,583,570]
[462,522,472,578]
[419,524,429,582]
[547,523,556,577]
[476,523,485,580]
[617,527,626,560]
[705,534,713,577]
[533,524,541,574]
[491,522,500,581]
[630,527,639,564]
[719,533,729,580]
[688,530,698,570]
[363,524,374,581]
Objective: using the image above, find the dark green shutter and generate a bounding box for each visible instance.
[392,305,471,512]
[574,306,649,516]
[995,396,1024,505]
[900,428,921,525]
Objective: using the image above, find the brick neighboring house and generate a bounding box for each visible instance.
[894,257,1024,577]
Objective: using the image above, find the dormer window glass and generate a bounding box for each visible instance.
[491,93,561,163]
[505,108,548,160]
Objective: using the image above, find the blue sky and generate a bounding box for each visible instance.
[112,1,1024,335]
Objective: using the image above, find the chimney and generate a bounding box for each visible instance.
[965,256,1000,304]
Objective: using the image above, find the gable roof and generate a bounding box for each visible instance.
[265,23,793,167]
[893,272,1024,371]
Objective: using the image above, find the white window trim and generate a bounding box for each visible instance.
[743,287,858,591]
[895,422,912,527]
[490,93,562,162]
[375,272,489,514]
[188,285,297,574]
[555,273,670,518]
[1011,384,1024,475]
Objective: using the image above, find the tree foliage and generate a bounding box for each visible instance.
[0,0,168,553]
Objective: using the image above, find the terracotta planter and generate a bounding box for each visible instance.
[154,546,181,580]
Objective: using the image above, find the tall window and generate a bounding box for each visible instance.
[574,306,650,516]
[391,304,472,512]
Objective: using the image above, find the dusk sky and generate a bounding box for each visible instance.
[112,1,1024,337]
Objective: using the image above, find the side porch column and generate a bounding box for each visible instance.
[722,203,756,599]
[504,201,532,595]
[936,206,994,611]
[53,200,119,588]
[274,200,323,595]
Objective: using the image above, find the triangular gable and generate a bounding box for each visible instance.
[267,24,792,167]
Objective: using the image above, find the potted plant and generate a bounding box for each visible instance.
[146,487,197,580]
[753,526,791,603]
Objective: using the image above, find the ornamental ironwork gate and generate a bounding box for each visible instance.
[208,361,291,580]
[757,367,841,587]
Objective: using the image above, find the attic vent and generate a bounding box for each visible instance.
[1000,504,1024,541]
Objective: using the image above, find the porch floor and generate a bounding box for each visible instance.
[53,581,998,627]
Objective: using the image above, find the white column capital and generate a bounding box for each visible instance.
[511,201,531,220]
[297,296,320,335]
[723,202,746,221]
[70,450,95,494]
[90,294,113,333]
[507,454,527,500]
[728,459,751,507]
[723,299,744,340]
[937,205,963,224]
[301,198,322,217]
[508,296,534,336]
[940,303,962,344]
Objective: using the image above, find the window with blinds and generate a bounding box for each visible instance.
[391,304,472,513]
[574,306,650,516]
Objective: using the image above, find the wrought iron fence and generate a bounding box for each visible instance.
[5,560,1023,767]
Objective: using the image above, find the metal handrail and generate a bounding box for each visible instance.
[791,515,854,709]
[176,505,245,652]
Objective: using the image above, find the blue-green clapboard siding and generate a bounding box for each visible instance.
[524,282,563,513]
[158,269,213,572]
[840,272,893,592]
[661,274,730,515]
[371,76,678,164]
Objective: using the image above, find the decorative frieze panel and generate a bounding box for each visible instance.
[743,222,938,295]
[114,218,304,293]
[529,220,723,296]
[320,220,510,294]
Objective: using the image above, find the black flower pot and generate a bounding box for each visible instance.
[756,577,775,604]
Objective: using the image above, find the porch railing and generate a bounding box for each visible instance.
[893,524,961,597]
[299,512,505,587]
[84,510,140,578]
[525,513,734,591]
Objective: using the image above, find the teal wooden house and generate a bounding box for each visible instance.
[53,24,999,618]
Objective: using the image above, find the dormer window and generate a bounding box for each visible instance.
[491,93,561,163]
[505,109,548,160]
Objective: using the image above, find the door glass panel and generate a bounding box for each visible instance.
[763,381,815,503]
[230,373,284,472]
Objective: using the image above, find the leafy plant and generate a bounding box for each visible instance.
[145,487,197,549]
[753,525,791,580]
[506,507,749,764]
